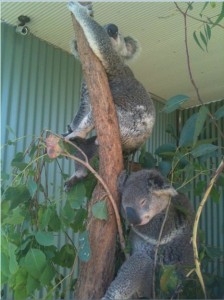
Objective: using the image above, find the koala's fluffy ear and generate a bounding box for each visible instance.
[124,36,140,61]
[147,169,177,197]
[117,171,129,195]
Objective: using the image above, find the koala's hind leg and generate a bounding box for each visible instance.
[65,112,94,141]
[102,253,152,300]
[64,136,98,192]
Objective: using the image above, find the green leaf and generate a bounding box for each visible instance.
[163,95,189,113]
[4,206,25,225]
[206,24,211,40]
[11,152,28,171]
[201,2,209,13]
[26,274,40,295]
[193,31,204,51]
[40,263,55,285]
[48,210,61,231]
[160,265,179,294]
[210,2,216,8]
[158,161,172,177]
[9,244,19,274]
[38,206,53,230]
[214,105,224,120]
[193,106,209,146]
[200,31,208,51]
[53,244,76,268]
[35,231,54,246]
[139,151,156,168]
[24,249,47,279]
[78,231,91,262]
[1,252,10,277]
[70,208,87,232]
[210,186,220,203]
[61,200,76,224]
[68,182,86,209]
[191,144,218,158]
[27,178,38,197]
[195,181,206,196]
[179,113,198,147]
[155,143,176,159]
[92,201,108,221]
[212,2,224,27]
[4,185,31,209]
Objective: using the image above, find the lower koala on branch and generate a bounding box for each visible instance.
[102,169,195,300]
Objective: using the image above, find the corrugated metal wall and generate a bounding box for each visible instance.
[179,100,224,278]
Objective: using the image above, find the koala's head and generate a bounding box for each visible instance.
[103,23,140,61]
[117,169,177,226]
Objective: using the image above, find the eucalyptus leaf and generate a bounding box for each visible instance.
[163,95,189,113]
[193,31,204,51]
[35,231,54,246]
[26,274,40,295]
[193,106,209,146]
[24,249,47,279]
[191,144,218,158]
[40,263,55,285]
[155,143,176,159]
[214,105,224,120]
[158,161,172,177]
[92,201,108,221]
[179,113,198,147]
[27,178,38,197]
[212,2,224,27]
[68,182,86,209]
[4,185,31,209]
[70,208,88,232]
[78,231,91,262]
[9,244,19,274]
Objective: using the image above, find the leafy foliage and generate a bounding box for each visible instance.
[1,135,95,299]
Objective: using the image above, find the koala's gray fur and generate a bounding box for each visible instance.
[102,169,194,300]
[64,2,155,191]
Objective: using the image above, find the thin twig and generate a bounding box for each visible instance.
[175,3,224,29]
[152,196,172,299]
[192,159,224,298]
[44,130,127,257]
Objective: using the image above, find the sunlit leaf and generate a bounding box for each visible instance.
[163,95,189,113]
[92,201,108,221]
[160,265,179,294]
[191,144,218,158]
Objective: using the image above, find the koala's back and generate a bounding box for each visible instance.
[109,71,155,152]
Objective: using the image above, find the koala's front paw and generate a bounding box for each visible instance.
[64,178,77,192]
[67,1,93,17]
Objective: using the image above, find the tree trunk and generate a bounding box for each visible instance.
[70,14,124,299]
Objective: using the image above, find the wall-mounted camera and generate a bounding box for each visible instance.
[16,15,30,36]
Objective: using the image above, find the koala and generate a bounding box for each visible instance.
[102,169,195,300]
[64,2,155,191]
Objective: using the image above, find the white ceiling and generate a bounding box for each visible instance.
[1,2,224,108]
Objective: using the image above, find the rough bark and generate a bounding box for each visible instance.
[70,14,124,299]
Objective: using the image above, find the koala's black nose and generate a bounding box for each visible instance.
[107,24,118,39]
[126,207,141,225]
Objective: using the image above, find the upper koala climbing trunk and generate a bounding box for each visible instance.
[64,1,155,154]
[68,2,124,299]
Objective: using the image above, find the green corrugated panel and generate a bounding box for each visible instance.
[179,100,224,277]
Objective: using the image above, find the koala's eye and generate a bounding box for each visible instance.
[140,199,147,206]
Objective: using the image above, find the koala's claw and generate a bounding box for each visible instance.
[67,1,93,17]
